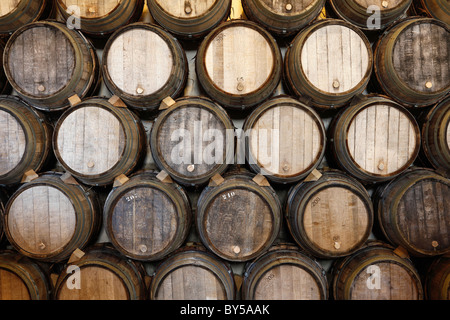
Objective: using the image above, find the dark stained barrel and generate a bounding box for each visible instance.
[414,0,449,25]
[0,96,52,186]
[374,17,450,108]
[3,21,100,112]
[147,0,232,39]
[103,171,192,261]
[424,255,450,300]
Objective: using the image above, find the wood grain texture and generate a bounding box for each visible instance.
[418,0,450,25]
[424,256,450,300]
[245,97,325,183]
[258,0,316,14]
[56,106,126,175]
[354,0,406,9]
[0,0,50,36]
[154,0,218,18]
[60,0,122,18]
[0,269,31,300]
[0,110,25,176]
[0,0,20,17]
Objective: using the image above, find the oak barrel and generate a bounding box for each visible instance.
[102,22,188,112]
[424,255,450,300]
[147,0,232,39]
[0,250,51,300]
[241,0,326,36]
[414,0,449,25]
[3,21,100,112]
[56,0,145,37]
[285,169,373,259]
[150,96,235,187]
[196,170,282,262]
[242,95,326,184]
[374,168,450,257]
[374,17,450,108]
[4,172,101,262]
[419,96,450,175]
[53,243,147,300]
[149,245,236,300]
[328,94,420,184]
[284,19,373,109]
[241,243,328,300]
[195,19,282,111]
[329,0,412,30]
[0,0,52,37]
[0,96,52,186]
[330,241,424,300]
[103,171,192,261]
[53,96,146,187]
[0,41,10,94]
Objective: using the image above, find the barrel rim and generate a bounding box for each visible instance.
[56,0,123,20]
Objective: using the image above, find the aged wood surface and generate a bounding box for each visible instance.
[59,0,122,18]
[0,110,25,176]
[0,0,20,17]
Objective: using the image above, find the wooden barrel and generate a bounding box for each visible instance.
[242,95,326,184]
[328,94,421,184]
[424,255,450,300]
[285,169,373,259]
[374,168,450,257]
[102,22,188,112]
[196,170,282,262]
[241,243,328,300]
[414,0,449,25]
[0,190,6,246]
[53,243,147,300]
[53,96,146,187]
[330,241,424,300]
[4,172,101,262]
[103,171,192,261]
[149,245,236,300]
[284,19,373,109]
[0,41,10,94]
[374,17,450,108]
[0,96,52,186]
[241,0,326,36]
[147,0,232,39]
[150,96,235,187]
[420,96,450,175]
[0,0,52,37]
[329,0,412,30]
[56,0,145,37]
[195,19,282,111]
[3,21,100,112]
[0,250,51,300]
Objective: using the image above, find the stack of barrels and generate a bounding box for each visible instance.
[0,0,448,301]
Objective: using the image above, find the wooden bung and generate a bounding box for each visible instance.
[285,170,373,259]
[149,245,235,300]
[103,171,192,261]
[147,0,232,39]
[4,172,101,262]
[53,97,146,186]
[242,0,326,36]
[284,19,373,109]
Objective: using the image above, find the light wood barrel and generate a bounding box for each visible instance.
[4,172,101,262]
[53,243,147,300]
[3,21,100,112]
[328,94,420,184]
[424,255,450,300]
[147,0,232,39]
[0,250,51,300]
[415,0,449,25]
[284,19,373,109]
[53,97,146,187]
[242,0,325,36]
[104,171,192,261]
[149,245,236,300]
[0,96,52,186]
[102,22,188,112]
[241,243,328,300]
[285,170,373,259]
[56,0,145,37]
[150,96,235,186]
[329,0,412,30]
[420,96,450,175]
[243,96,326,184]
[374,17,450,108]
[374,168,450,257]
[331,241,423,300]
[195,19,282,111]
[0,0,52,37]
[196,171,282,262]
